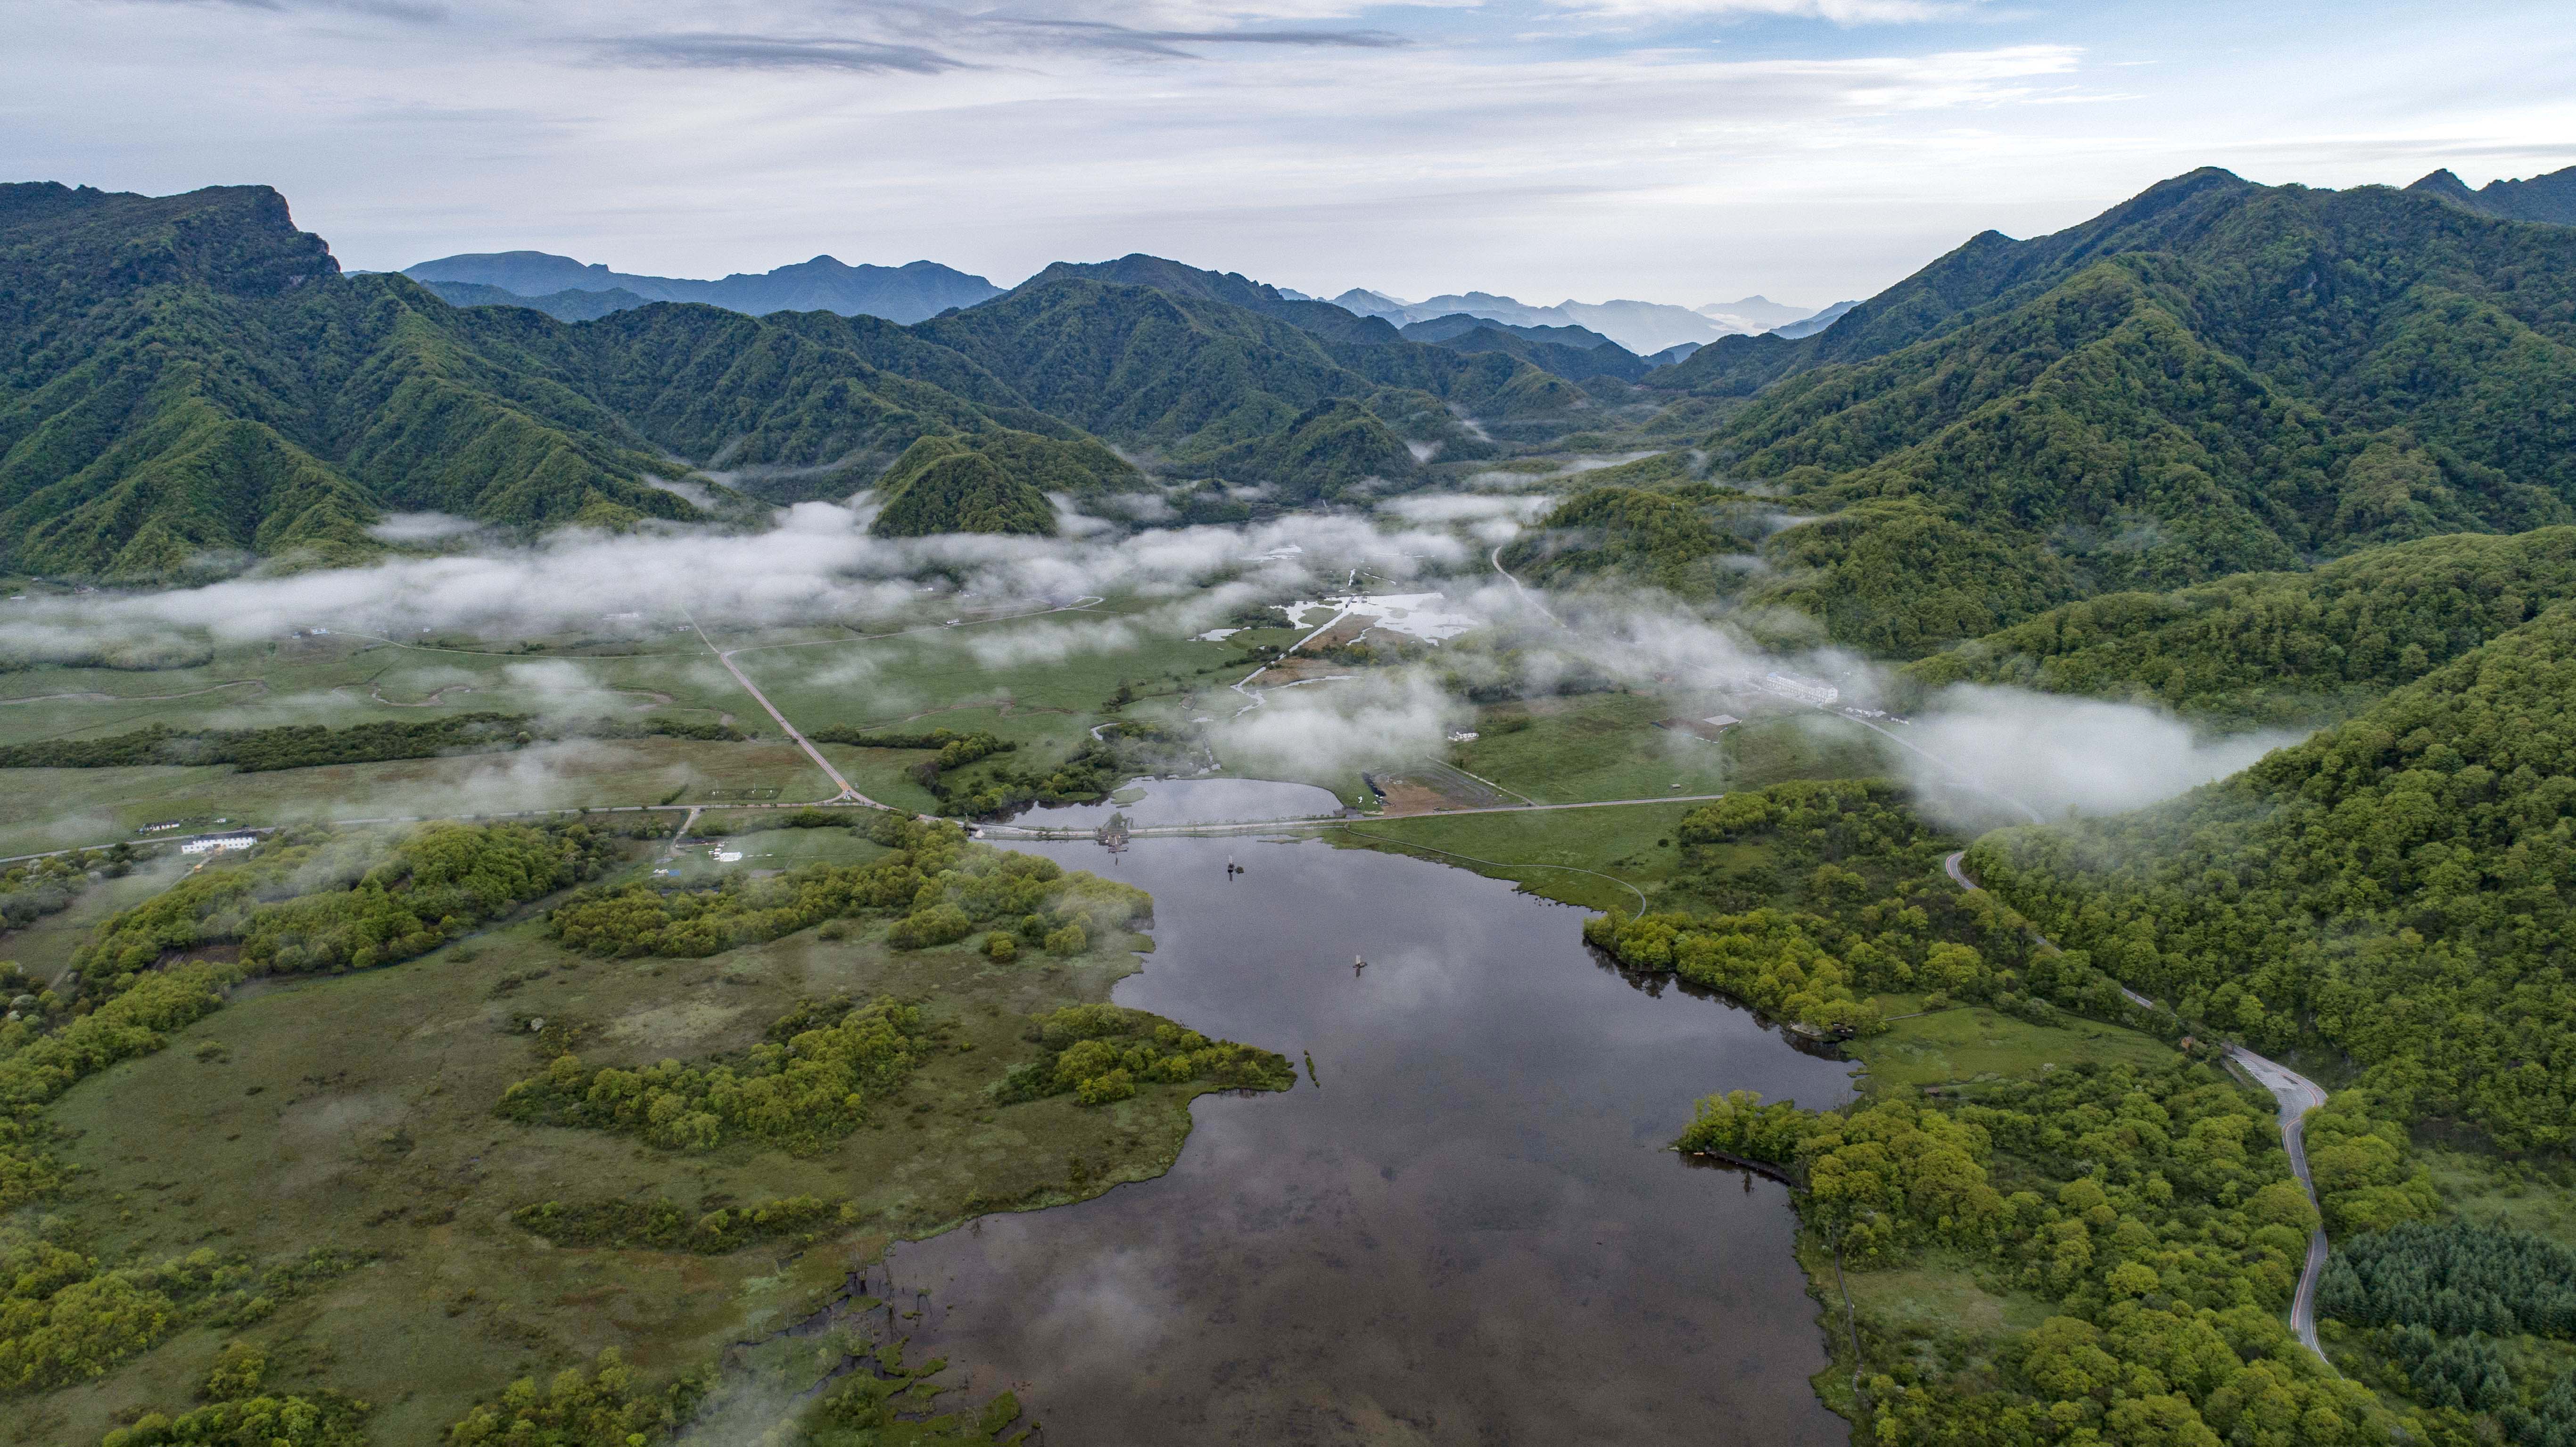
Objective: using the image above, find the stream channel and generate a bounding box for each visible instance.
[871,793,1858,1444]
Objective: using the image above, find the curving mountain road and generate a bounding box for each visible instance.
[1942,850,2336,1369]
[2229,1044,2334,1362]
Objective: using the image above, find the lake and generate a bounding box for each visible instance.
[876,825,1857,1445]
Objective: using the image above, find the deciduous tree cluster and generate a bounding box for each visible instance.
[72,822,611,985]
[497,996,926,1154]
[544,814,1144,959]
[995,1003,1292,1107]
[1688,1063,2398,1445]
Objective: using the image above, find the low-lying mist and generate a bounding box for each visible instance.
[1892,685,2308,830]
[0,497,2316,851]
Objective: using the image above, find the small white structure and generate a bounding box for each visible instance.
[1447,730,1480,743]
[1761,671,1840,706]
[1277,592,1483,646]
[1702,714,1741,730]
[181,835,257,855]
[713,851,744,863]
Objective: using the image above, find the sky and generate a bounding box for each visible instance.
[9,0,2574,308]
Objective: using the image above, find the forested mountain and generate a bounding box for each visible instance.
[1012,255,1398,345]
[868,427,1136,537]
[1396,313,1619,350]
[2409,166,2576,225]
[1898,526,2576,723]
[1397,314,1650,381]
[0,183,1584,570]
[0,183,698,574]
[418,279,653,322]
[1521,170,2576,654]
[1968,598,2576,1153]
[912,276,1577,493]
[403,250,1004,323]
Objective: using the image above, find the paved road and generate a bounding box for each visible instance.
[679,608,875,805]
[2229,1044,2335,1363]
[1489,545,1566,628]
[1945,849,2152,1010]
[1943,849,2336,1369]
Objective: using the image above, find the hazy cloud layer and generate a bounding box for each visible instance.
[0,505,1470,653]
[18,0,2570,306]
[1217,670,1469,781]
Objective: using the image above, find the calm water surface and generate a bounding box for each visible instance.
[881,828,1856,1446]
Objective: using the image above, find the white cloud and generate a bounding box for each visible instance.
[1217,669,1467,779]
[1894,685,2307,828]
[1540,0,1966,21]
[26,0,2571,309]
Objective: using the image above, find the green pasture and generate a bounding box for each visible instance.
[1452,692,1881,805]
[0,633,751,748]
[1330,802,1703,912]
[24,837,1261,1447]
[0,739,835,858]
[730,597,1230,740]
[1843,996,2182,1096]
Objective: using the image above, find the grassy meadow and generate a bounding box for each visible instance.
[9,832,1279,1446]
[1330,802,1705,911]
[0,740,836,859]
[1453,692,1882,805]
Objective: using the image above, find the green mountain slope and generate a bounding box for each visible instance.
[419,279,652,322]
[868,436,1058,536]
[0,185,707,573]
[1498,485,1732,598]
[913,278,1574,493]
[2408,165,2576,225]
[1530,171,2576,654]
[1652,166,2267,395]
[1015,255,1401,345]
[1967,600,2576,1151]
[867,426,1137,536]
[1200,399,1417,499]
[1900,526,2576,724]
[0,181,1714,567]
[1401,317,1649,382]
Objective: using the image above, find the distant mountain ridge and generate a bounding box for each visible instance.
[402,250,1004,323]
[1692,295,1812,329]
[1768,299,1855,338]
[2407,165,2576,225]
[1012,255,1399,345]
[414,279,654,322]
[1330,288,1829,354]
[1395,314,1649,382]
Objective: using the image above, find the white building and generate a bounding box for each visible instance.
[1762,671,1840,706]
[181,835,257,855]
